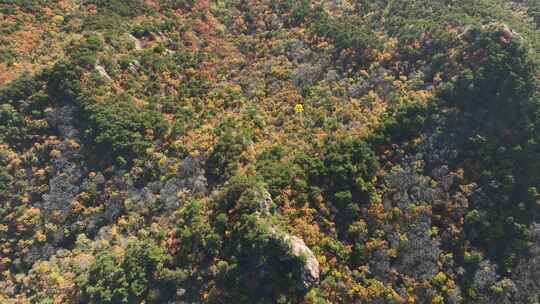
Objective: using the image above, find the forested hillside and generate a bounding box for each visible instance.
[0,0,539,303]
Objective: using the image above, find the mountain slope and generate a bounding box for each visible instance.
[0,0,539,303]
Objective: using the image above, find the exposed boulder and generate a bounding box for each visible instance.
[94,64,112,80]
[220,178,319,293]
[126,33,143,50]
[280,233,320,290]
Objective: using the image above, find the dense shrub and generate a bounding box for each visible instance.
[82,96,169,165]
[270,0,313,27]
[0,49,17,65]
[439,25,539,269]
[0,72,42,106]
[42,61,83,105]
[369,101,435,145]
[207,129,252,182]
[0,0,45,13]
[444,26,536,120]
[311,13,381,67]
[83,239,177,303]
[69,34,103,69]
[256,146,308,198]
[1,0,539,302]
[85,0,150,17]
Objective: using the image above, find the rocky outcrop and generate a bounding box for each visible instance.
[225,181,320,293]
[126,156,208,212]
[126,33,142,50]
[95,64,112,80]
[159,156,208,210]
[280,233,320,290]
[512,224,540,303]
[254,189,319,291]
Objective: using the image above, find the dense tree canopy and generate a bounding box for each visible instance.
[0,0,539,303]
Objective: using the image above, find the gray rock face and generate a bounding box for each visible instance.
[348,67,390,98]
[127,33,142,50]
[159,156,208,210]
[292,63,324,88]
[250,188,274,217]
[125,156,208,212]
[46,105,79,138]
[95,64,112,80]
[281,234,320,290]
[512,224,540,303]
[397,215,442,280]
[177,156,208,194]
[242,188,319,291]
